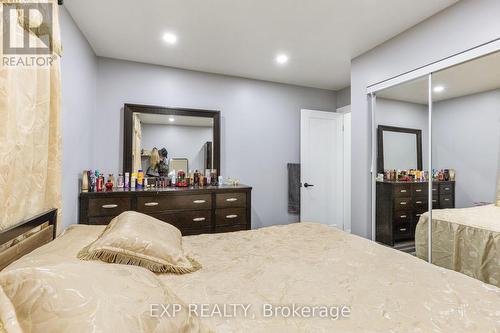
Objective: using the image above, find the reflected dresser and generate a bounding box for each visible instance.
[376,180,455,246]
[79,185,252,235]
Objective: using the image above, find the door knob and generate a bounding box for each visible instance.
[304,183,314,188]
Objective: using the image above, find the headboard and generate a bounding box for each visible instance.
[0,209,57,271]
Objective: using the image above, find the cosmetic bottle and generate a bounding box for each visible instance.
[137,170,144,189]
[82,170,89,191]
[124,172,130,188]
[117,174,124,188]
[131,173,137,189]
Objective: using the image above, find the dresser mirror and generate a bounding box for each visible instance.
[123,104,220,176]
[377,125,422,173]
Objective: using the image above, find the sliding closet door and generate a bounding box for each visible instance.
[372,76,432,258]
[429,51,500,282]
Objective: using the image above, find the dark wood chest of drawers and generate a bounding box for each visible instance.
[376,181,455,246]
[79,185,252,235]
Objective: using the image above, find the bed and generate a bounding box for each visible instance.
[1,214,499,333]
[415,204,500,287]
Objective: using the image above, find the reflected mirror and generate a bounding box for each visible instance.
[427,51,500,286]
[374,75,430,256]
[123,105,220,177]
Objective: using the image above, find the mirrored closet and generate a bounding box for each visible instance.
[371,49,500,286]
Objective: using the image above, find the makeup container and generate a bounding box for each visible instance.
[117,174,124,188]
[124,172,130,188]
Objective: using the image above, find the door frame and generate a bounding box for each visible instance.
[300,109,346,229]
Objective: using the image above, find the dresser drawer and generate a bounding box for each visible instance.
[215,208,247,227]
[414,198,427,210]
[216,192,247,208]
[394,197,412,210]
[215,224,247,234]
[440,184,454,195]
[88,197,132,217]
[151,210,212,230]
[393,223,411,240]
[412,183,427,197]
[87,216,115,225]
[393,185,411,197]
[440,195,454,208]
[394,211,411,225]
[137,194,211,212]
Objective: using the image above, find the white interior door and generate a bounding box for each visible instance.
[300,109,344,228]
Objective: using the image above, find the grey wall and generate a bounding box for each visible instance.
[433,89,500,207]
[336,86,351,109]
[94,58,337,228]
[351,0,500,238]
[376,98,429,168]
[141,124,213,171]
[60,7,97,229]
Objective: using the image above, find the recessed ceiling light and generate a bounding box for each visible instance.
[169,117,175,122]
[162,32,178,45]
[276,54,289,65]
[433,85,445,93]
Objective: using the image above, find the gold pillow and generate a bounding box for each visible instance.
[0,286,22,333]
[0,262,211,333]
[78,211,201,274]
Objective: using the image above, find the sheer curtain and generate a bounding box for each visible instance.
[0,0,62,231]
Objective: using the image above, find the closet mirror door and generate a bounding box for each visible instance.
[427,51,500,283]
[374,75,431,256]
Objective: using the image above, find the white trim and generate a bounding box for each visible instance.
[370,94,377,241]
[339,107,351,233]
[427,74,433,264]
[367,38,500,94]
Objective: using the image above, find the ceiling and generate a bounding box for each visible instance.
[64,0,458,90]
[377,50,500,104]
[138,113,213,127]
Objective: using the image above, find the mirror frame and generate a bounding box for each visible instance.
[123,104,220,175]
[377,125,423,173]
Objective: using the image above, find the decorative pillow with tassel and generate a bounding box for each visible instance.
[78,211,201,274]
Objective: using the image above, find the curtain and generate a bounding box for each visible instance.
[132,113,142,173]
[0,0,62,231]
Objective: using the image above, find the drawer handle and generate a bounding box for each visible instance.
[444,198,450,201]
[416,201,423,204]
[144,202,159,207]
[193,217,206,222]
[400,189,407,193]
[416,214,422,217]
[226,198,238,202]
[193,200,206,204]
[399,228,407,232]
[433,200,437,203]
[415,189,422,192]
[400,202,407,205]
[445,188,450,191]
[102,204,118,209]
[400,215,407,219]
[226,214,238,219]
[432,188,437,191]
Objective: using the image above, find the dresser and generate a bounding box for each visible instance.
[79,185,252,235]
[376,180,455,246]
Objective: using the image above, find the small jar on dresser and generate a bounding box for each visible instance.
[79,185,252,236]
[376,180,455,246]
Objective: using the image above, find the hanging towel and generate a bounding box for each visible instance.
[287,163,301,214]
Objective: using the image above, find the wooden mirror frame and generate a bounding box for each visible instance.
[123,104,220,175]
[377,125,422,173]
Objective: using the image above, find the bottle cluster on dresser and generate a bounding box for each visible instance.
[381,168,455,182]
[81,169,234,192]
